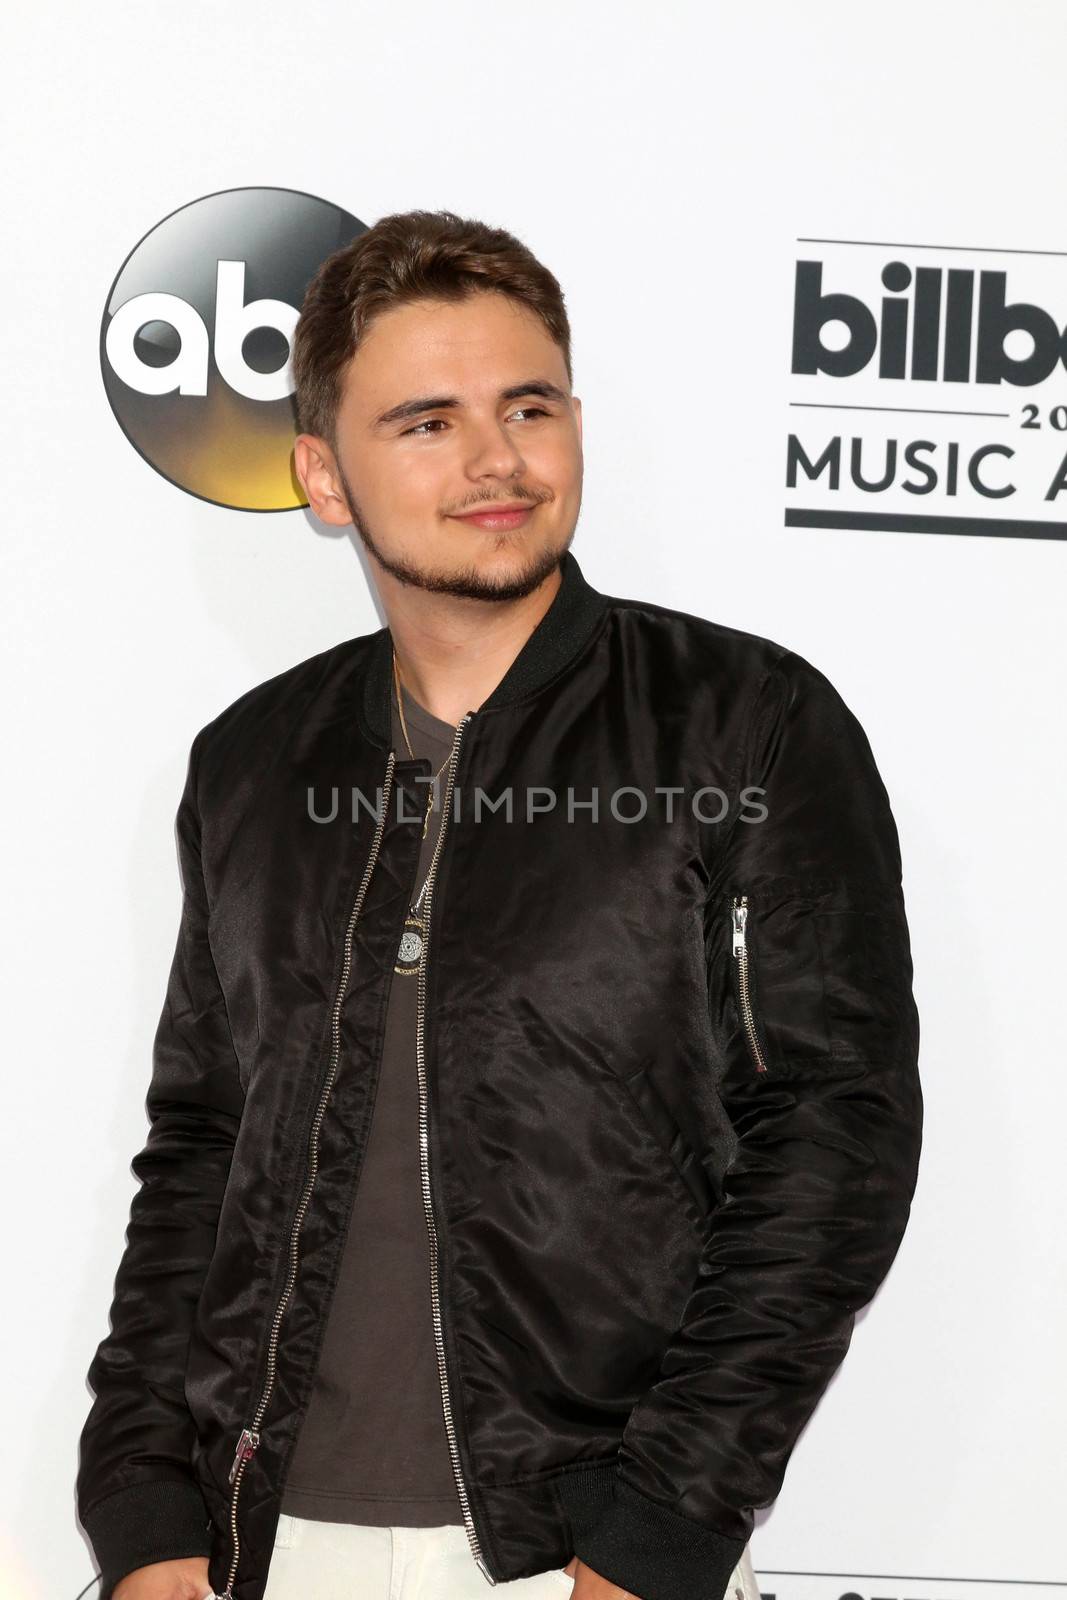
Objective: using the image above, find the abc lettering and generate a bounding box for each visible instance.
[104,260,297,402]
[792,260,1067,385]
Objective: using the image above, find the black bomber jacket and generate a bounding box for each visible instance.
[77,549,923,1600]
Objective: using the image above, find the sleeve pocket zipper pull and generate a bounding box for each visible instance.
[731,895,770,1075]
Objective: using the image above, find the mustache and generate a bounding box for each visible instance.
[448,486,552,513]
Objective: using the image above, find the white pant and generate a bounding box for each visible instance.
[257,1513,762,1600]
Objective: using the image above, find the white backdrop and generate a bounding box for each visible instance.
[2,4,1065,1599]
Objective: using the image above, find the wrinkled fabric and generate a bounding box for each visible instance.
[77,552,923,1600]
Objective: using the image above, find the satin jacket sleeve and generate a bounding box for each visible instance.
[76,728,244,1600]
[569,649,924,1600]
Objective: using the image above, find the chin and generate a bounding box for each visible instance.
[434,537,566,603]
[484,541,563,576]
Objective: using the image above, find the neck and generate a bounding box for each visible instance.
[379,562,565,727]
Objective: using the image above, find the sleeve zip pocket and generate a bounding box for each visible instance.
[731,895,770,1075]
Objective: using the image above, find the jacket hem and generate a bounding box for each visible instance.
[555,1464,748,1600]
[81,1478,214,1600]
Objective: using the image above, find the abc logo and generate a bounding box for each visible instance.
[101,187,366,511]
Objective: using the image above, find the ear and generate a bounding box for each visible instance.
[293,435,354,526]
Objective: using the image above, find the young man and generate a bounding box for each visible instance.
[77,210,923,1600]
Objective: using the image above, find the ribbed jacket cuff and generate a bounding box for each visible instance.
[556,1464,748,1600]
[81,1479,214,1600]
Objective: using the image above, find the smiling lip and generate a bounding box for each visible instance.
[449,504,534,530]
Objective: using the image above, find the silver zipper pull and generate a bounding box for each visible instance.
[228,1427,260,1484]
[731,895,748,954]
[731,894,769,1075]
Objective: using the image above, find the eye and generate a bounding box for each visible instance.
[510,406,550,422]
[401,418,448,437]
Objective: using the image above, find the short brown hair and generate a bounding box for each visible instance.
[291,209,572,449]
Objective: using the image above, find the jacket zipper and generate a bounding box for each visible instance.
[731,894,769,1075]
[415,710,495,1584]
[217,751,397,1600]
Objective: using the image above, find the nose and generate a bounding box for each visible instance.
[464,417,525,482]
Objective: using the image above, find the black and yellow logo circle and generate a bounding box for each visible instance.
[101,186,366,512]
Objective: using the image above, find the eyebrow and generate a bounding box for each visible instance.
[371,379,570,431]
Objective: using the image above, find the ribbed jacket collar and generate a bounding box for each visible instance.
[357,549,609,749]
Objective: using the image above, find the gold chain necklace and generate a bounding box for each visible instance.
[392,649,457,978]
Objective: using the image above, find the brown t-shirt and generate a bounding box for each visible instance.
[280,678,465,1526]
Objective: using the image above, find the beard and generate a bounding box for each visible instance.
[335,461,574,603]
